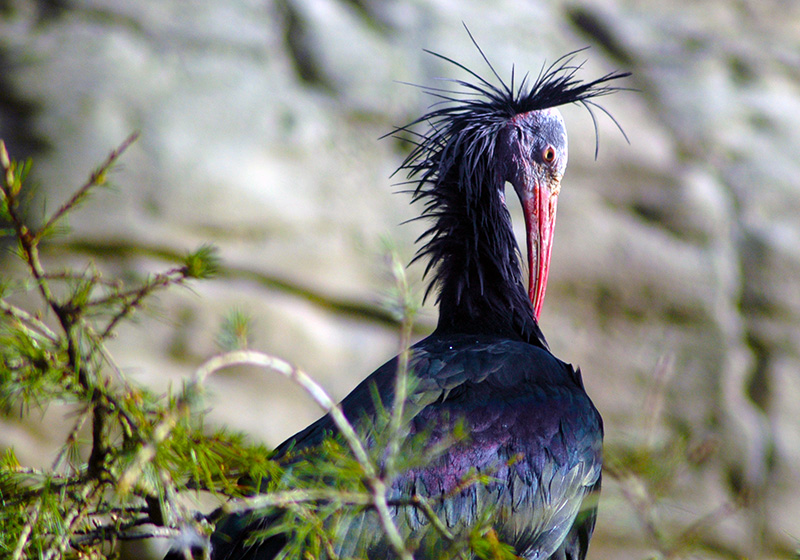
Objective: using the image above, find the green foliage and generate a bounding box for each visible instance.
[0,137,520,560]
[215,308,254,351]
[0,136,262,558]
[184,244,221,281]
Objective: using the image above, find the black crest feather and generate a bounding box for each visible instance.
[391,31,629,340]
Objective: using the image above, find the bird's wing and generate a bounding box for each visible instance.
[547,476,601,560]
[277,334,574,454]
[211,334,602,560]
[382,340,602,559]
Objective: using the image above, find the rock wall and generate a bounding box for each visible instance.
[1,0,798,558]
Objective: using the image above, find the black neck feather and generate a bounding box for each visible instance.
[411,142,546,346]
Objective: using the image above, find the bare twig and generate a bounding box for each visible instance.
[644,354,674,448]
[71,525,180,544]
[384,247,416,480]
[195,351,370,468]
[222,489,374,514]
[41,269,119,287]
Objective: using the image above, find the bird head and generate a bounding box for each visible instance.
[395,30,628,329]
[496,108,568,320]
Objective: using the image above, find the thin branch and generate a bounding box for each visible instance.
[40,132,139,236]
[87,266,185,310]
[51,410,90,473]
[6,467,77,481]
[384,247,416,480]
[367,476,412,559]
[71,525,180,544]
[0,298,60,343]
[644,354,674,448]
[195,351,371,470]
[222,489,374,514]
[98,267,188,340]
[409,494,456,543]
[40,269,119,287]
[2,183,57,320]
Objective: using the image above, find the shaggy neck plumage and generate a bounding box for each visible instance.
[414,148,546,347]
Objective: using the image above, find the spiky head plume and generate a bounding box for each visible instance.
[391,33,629,340]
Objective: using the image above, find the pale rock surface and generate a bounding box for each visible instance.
[1,0,798,557]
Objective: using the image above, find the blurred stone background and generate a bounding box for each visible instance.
[1,0,799,558]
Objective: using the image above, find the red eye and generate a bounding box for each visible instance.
[542,146,556,163]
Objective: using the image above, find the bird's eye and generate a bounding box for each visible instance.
[542,146,556,164]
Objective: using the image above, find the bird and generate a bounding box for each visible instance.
[172,35,628,560]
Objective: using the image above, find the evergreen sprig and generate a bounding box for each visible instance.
[0,137,257,558]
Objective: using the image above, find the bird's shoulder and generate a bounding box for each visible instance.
[408,332,582,393]
[407,333,602,469]
[276,333,593,456]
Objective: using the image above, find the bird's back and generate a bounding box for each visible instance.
[210,333,602,560]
